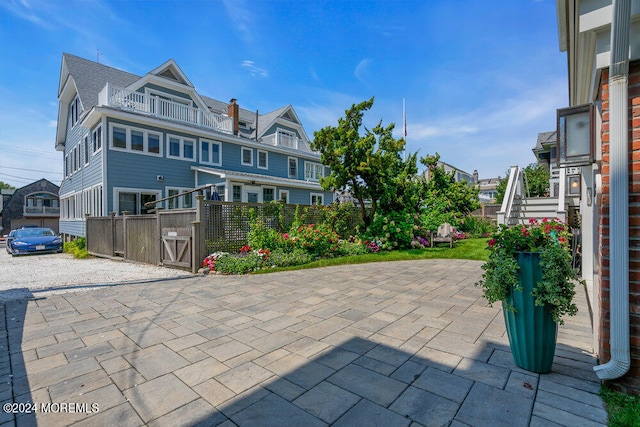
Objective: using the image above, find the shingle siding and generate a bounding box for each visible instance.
[1,179,60,233]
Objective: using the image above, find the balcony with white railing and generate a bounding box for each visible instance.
[260,133,316,153]
[24,206,61,216]
[98,83,233,134]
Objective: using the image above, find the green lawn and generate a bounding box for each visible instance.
[601,386,640,427]
[254,237,489,274]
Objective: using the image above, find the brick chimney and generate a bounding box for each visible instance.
[228,98,239,135]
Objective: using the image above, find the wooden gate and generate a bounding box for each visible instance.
[161,227,191,269]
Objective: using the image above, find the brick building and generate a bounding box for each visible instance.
[557,0,639,393]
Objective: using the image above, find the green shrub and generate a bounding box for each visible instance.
[419,201,460,234]
[213,252,264,274]
[64,237,89,259]
[337,240,370,256]
[320,201,361,238]
[247,217,285,251]
[458,215,497,238]
[288,223,340,258]
[360,211,428,250]
[266,248,313,267]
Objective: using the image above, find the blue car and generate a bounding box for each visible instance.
[8,227,63,256]
[5,229,16,254]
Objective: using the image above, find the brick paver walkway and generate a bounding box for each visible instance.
[0,260,607,426]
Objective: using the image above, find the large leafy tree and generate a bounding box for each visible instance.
[0,181,15,190]
[419,153,480,230]
[311,98,414,226]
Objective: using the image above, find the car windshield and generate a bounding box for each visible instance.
[14,228,56,238]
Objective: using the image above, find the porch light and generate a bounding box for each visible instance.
[556,103,595,167]
[568,175,581,196]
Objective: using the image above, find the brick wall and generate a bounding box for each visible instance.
[598,63,640,394]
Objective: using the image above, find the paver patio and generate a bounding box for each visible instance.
[0,259,607,426]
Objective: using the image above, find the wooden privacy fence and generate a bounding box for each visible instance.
[86,198,360,273]
[86,209,196,272]
[470,203,500,218]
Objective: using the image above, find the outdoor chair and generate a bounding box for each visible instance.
[431,222,456,248]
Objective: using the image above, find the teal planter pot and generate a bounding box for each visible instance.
[503,252,558,374]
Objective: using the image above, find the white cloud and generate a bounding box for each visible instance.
[408,124,478,139]
[222,0,254,44]
[295,87,362,132]
[241,60,268,78]
[354,58,372,85]
[309,67,321,84]
[404,78,568,178]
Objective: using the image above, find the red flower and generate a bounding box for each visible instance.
[487,238,497,247]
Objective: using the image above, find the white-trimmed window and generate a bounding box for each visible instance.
[70,95,81,127]
[288,157,298,179]
[232,185,242,202]
[279,190,289,204]
[305,162,323,181]
[257,150,268,169]
[110,124,162,156]
[277,129,297,149]
[166,187,194,209]
[310,193,324,205]
[112,126,127,149]
[263,187,275,203]
[70,145,80,174]
[241,147,253,166]
[167,135,195,161]
[114,188,160,215]
[200,140,221,165]
[80,185,104,217]
[83,135,90,165]
[92,185,103,216]
[92,125,102,153]
[61,194,77,219]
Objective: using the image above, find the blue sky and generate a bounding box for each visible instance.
[0,0,567,189]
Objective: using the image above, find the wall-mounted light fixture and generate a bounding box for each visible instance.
[557,103,595,167]
[567,175,581,196]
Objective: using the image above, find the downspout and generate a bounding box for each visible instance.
[593,0,631,380]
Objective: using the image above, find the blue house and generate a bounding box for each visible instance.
[55,53,332,238]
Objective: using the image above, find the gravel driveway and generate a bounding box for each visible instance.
[0,244,193,300]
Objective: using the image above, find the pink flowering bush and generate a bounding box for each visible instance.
[288,223,340,258]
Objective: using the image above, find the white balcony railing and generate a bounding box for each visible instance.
[260,133,316,153]
[98,84,233,134]
[24,206,60,216]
